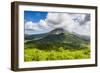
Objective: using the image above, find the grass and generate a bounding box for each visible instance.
[24,46,90,62]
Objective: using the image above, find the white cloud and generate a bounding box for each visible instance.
[25,13,90,36]
[38,20,49,29]
[25,21,40,31]
[46,13,61,25]
[46,13,90,36]
[73,21,90,36]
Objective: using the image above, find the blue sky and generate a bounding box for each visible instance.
[24,11,48,23]
[24,11,50,34]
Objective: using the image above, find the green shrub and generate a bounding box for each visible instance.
[24,46,90,62]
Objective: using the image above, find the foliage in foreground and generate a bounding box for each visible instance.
[24,46,90,62]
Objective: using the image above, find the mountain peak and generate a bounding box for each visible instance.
[49,28,65,35]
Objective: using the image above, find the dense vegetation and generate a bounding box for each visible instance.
[24,42,90,61]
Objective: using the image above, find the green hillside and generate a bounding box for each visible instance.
[24,28,90,61]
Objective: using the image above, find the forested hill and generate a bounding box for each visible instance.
[25,28,90,49]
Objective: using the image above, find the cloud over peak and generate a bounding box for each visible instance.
[25,12,90,36]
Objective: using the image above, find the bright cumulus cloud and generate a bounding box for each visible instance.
[25,21,40,30]
[25,12,90,36]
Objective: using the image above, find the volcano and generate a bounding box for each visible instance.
[25,28,90,49]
